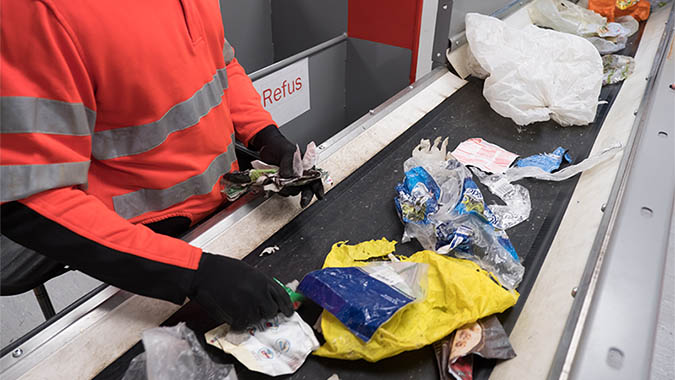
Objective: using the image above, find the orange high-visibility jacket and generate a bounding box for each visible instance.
[1,1,275,302]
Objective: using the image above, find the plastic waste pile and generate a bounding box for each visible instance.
[122,323,238,380]
[222,142,328,201]
[395,138,526,290]
[307,239,518,362]
[529,0,639,54]
[465,13,603,126]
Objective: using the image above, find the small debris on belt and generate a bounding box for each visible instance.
[260,245,280,257]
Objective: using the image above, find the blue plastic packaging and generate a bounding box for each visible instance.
[394,166,441,224]
[298,266,417,342]
[515,147,572,173]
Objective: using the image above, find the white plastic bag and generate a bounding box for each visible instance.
[528,0,607,36]
[466,13,602,127]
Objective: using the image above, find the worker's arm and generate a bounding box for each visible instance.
[222,43,325,206]
[0,1,291,328]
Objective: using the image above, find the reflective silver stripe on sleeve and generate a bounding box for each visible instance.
[1,161,90,202]
[1,97,95,136]
[92,68,228,160]
[223,38,235,64]
[112,139,236,220]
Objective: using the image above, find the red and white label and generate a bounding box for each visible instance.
[252,57,310,127]
[451,138,519,174]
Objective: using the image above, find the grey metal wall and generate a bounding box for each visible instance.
[271,0,348,61]
[345,38,412,124]
[279,42,348,148]
[448,0,516,38]
[219,0,274,73]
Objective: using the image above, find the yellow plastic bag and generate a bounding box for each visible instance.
[314,239,519,362]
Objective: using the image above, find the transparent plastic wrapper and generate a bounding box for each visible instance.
[314,239,519,361]
[298,261,428,342]
[122,323,237,380]
[602,54,636,84]
[205,313,318,377]
[502,143,622,183]
[465,13,602,126]
[471,169,532,230]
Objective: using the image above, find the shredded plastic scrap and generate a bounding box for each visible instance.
[602,54,636,84]
[222,142,328,201]
[313,239,518,362]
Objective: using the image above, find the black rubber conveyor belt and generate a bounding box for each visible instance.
[95,28,645,380]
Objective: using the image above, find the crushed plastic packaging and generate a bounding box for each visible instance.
[205,312,319,377]
[395,138,525,290]
[434,316,516,380]
[122,323,238,380]
[313,239,518,362]
[465,13,602,126]
[515,147,573,173]
[529,0,639,54]
[500,143,623,183]
[221,142,329,201]
[395,167,441,224]
[298,261,428,342]
[602,54,636,84]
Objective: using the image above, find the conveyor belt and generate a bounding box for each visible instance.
[95,28,645,380]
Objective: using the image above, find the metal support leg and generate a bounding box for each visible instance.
[33,285,56,320]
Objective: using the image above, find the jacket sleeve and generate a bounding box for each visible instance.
[222,39,278,146]
[0,0,200,304]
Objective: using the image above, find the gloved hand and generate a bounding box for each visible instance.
[250,125,325,208]
[189,252,293,330]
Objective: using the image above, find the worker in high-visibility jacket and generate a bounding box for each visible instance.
[0,1,323,329]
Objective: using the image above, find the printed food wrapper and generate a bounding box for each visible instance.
[205,313,319,376]
[515,147,572,173]
[451,138,518,174]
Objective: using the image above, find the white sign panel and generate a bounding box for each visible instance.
[252,57,310,127]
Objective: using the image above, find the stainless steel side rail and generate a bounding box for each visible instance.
[550,7,675,380]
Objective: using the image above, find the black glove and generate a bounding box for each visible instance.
[189,252,293,330]
[250,125,325,208]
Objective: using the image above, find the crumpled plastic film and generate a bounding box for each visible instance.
[313,239,519,362]
[205,313,319,377]
[602,54,636,84]
[122,323,238,380]
[502,144,623,183]
[471,169,532,230]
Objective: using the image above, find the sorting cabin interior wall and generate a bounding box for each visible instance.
[219,0,417,147]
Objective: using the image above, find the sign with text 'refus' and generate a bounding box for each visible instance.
[252,57,310,127]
